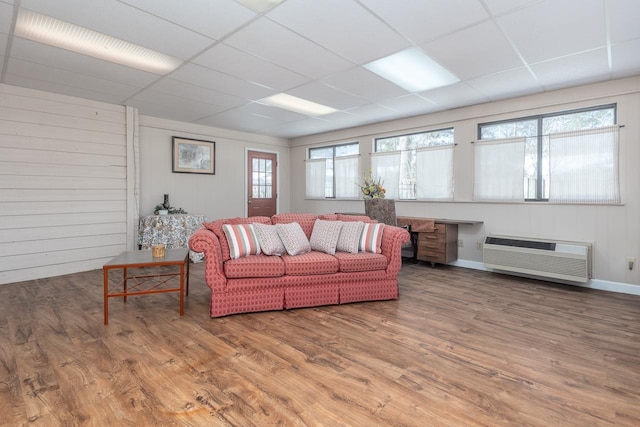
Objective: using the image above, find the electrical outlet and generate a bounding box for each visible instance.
[477,241,483,250]
[457,239,464,247]
[627,257,636,271]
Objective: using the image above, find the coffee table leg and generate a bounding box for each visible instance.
[103,268,109,325]
[179,262,184,316]
[123,267,128,302]
[185,258,190,296]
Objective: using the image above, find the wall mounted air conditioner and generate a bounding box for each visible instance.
[483,235,592,283]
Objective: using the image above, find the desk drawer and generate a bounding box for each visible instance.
[418,233,446,245]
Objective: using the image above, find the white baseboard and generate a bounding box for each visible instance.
[448,259,640,296]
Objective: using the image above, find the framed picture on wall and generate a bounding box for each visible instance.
[172,137,215,174]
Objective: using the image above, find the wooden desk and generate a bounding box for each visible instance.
[397,217,483,265]
[102,248,190,324]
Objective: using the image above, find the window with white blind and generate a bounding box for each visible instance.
[306,143,359,198]
[374,128,454,200]
[476,104,619,203]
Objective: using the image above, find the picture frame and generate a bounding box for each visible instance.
[172,137,215,175]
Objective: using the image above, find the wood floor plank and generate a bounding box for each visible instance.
[1,262,639,426]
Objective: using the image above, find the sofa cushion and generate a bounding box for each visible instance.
[276,222,312,256]
[272,213,318,239]
[224,254,285,278]
[253,223,286,256]
[222,223,261,259]
[281,252,339,275]
[360,222,385,254]
[333,252,388,273]
[203,216,271,261]
[336,221,364,254]
[309,219,343,255]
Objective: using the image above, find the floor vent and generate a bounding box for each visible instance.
[483,235,592,283]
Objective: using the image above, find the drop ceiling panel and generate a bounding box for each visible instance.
[466,67,542,101]
[224,17,353,79]
[419,82,489,109]
[128,90,231,122]
[322,67,407,102]
[378,94,439,116]
[258,118,332,138]
[608,0,640,44]
[0,33,7,56]
[195,107,279,131]
[482,0,539,15]
[359,0,489,45]
[611,38,640,79]
[6,58,141,101]
[267,0,410,64]
[170,63,274,101]
[287,81,369,110]
[532,48,610,91]
[422,20,522,81]
[0,1,12,33]
[192,43,309,91]
[118,0,256,40]
[146,78,247,110]
[10,38,160,87]
[344,103,398,123]
[497,0,607,64]
[21,0,214,59]
[226,102,307,122]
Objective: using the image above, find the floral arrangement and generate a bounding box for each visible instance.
[358,171,386,199]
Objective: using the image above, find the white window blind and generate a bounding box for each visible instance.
[474,137,525,201]
[549,125,620,204]
[335,154,359,198]
[416,144,454,199]
[305,158,326,198]
[371,151,401,199]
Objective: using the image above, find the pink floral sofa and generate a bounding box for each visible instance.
[189,213,410,317]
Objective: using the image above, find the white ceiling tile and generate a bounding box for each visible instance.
[267,0,410,64]
[344,103,397,121]
[419,82,489,109]
[234,102,307,122]
[0,33,7,56]
[531,48,610,91]
[146,78,247,109]
[224,17,353,79]
[497,0,607,63]
[421,20,523,80]
[287,81,368,110]
[0,2,12,33]
[21,0,214,59]
[6,58,140,100]
[10,38,159,87]
[360,0,488,44]
[118,0,256,40]
[608,0,640,44]
[192,43,309,91]
[466,67,543,101]
[5,73,127,104]
[322,67,407,101]
[611,38,640,79]
[482,0,539,15]
[257,118,331,138]
[195,107,279,132]
[171,63,275,101]
[128,90,232,122]
[378,94,440,116]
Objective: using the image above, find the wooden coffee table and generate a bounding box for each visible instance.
[102,248,190,324]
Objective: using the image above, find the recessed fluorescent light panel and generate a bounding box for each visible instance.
[364,47,459,92]
[235,0,285,13]
[15,9,182,75]
[259,93,338,116]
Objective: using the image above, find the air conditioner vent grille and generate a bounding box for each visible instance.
[484,237,556,251]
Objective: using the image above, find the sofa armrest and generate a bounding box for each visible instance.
[381,225,411,277]
[189,228,227,293]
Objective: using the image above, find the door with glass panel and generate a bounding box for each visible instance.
[247,151,277,217]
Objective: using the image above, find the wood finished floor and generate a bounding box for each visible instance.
[1,262,639,426]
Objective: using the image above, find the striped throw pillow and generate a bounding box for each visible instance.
[222,223,261,259]
[359,223,385,254]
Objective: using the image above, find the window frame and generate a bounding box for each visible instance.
[373,127,455,200]
[477,104,616,202]
[308,142,359,199]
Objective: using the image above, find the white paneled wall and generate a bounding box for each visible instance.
[0,84,128,284]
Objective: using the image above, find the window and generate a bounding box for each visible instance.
[476,104,618,203]
[306,143,359,198]
[374,128,454,199]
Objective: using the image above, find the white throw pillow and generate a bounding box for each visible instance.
[309,219,343,255]
[336,221,364,254]
[276,222,312,256]
[253,223,286,256]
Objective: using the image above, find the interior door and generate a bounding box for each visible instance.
[248,151,277,217]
